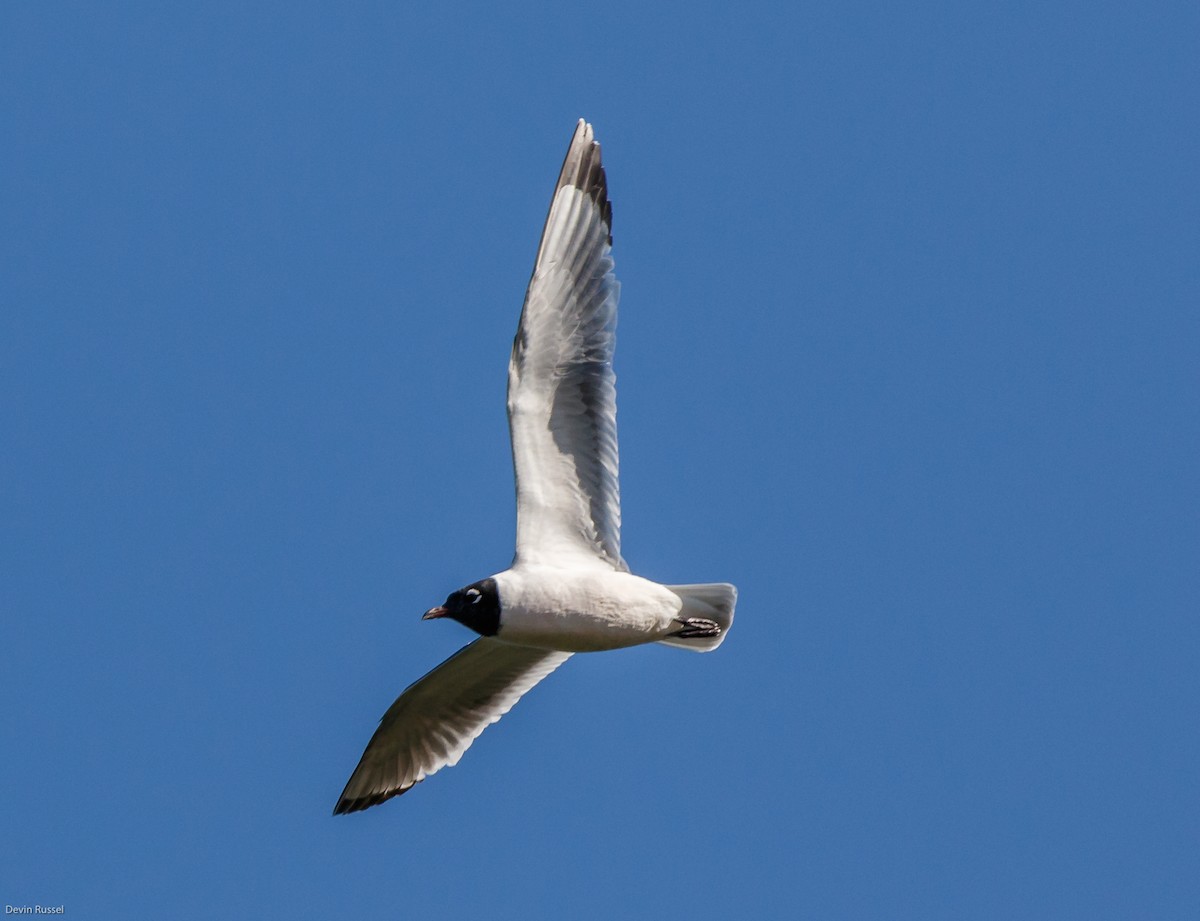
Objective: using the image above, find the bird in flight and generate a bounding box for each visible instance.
[334,120,737,814]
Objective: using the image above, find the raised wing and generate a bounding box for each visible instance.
[507,120,625,571]
[334,639,571,813]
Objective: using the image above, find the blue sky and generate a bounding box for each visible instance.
[3,2,1197,918]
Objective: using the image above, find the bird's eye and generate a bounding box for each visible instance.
[466,587,482,603]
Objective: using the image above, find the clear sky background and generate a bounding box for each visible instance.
[3,2,1197,918]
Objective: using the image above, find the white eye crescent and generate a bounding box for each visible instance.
[466,588,482,603]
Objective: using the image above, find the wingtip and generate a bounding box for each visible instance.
[553,119,612,239]
[332,782,416,816]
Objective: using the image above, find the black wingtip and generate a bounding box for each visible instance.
[553,120,612,242]
[332,781,417,816]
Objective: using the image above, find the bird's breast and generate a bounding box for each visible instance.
[493,569,682,653]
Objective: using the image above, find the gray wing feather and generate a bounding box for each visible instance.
[334,639,571,814]
[508,120,624,570]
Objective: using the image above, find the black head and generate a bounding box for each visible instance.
[422,578,500,636]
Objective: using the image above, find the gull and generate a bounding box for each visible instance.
[333,120,737,814]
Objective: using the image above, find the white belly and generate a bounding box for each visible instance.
[493,567,683,652]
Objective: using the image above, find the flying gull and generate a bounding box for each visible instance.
[334,120,737,814]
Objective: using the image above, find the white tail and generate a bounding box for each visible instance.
[658,583,737,652]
